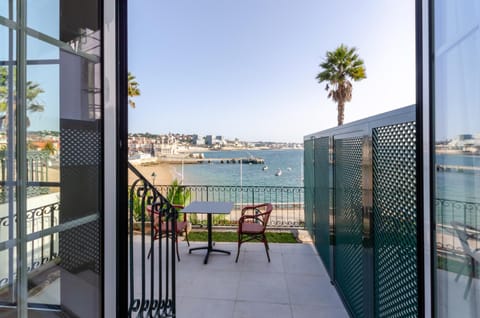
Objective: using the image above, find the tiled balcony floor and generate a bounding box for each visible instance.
[158,239,349,318]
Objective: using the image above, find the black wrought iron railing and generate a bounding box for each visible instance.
[435,198,480,254]
[132,184,305,228]
[0,201,59,288]
[128,163,178,318]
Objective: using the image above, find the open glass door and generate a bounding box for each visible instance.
[0,0,104,316]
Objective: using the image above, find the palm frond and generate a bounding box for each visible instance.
[316,44,366,125]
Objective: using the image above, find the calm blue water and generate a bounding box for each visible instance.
[173,149,303,187]
[436,153,480,203]
[173,150,479,203]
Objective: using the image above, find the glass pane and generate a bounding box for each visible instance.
[27,0,59,40]
[59,0,101,57]
[0,248,15,305]
[434,1,480,317]
[26,186,60,306]
[2,0,103,315]
[0,22,16,306]
[0,0,15,21]
[0,26,8,61]
[27,36,59,61]
[26,64,60,134]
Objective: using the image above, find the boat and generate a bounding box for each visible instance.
[275,169,282,176]
[287,167,292,171]
[262,165,268,171]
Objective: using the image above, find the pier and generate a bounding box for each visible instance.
[205,157,265,164]
[157,157,265,165]
[436,164,480,173]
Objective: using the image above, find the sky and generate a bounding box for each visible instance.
[128,0,416,143]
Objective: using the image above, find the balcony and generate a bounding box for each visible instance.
[127,163,349,317]
[127,104,480,317]
[130,237,349,318]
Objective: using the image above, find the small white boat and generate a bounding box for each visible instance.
[262,165,269,171]
[286,167,292,171]
[275,169,282,176]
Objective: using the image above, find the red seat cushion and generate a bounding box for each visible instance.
[160,221,188,233]
[240,223,264,234]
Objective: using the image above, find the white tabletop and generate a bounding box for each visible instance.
[181,201,233,214]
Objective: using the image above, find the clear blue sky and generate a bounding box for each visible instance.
[128,0,416,143]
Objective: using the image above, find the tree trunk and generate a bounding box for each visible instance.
[337,101,345,126]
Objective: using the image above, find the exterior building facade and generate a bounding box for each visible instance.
[0,0,478,317]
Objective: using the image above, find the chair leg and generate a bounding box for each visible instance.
[263,235,270,262]
[455,261,468,282]
[175,234,181,262]
[184,230,190,247]
[235,235,242,263]
[147,246,152,259]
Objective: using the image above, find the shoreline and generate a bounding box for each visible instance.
[128,162,176,185]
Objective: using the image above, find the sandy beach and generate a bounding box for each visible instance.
[128,162,175,185]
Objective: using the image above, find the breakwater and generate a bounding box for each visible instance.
[159,157,265,164]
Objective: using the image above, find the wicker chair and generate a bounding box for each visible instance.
[147,204,190,261]
[235,203,273,263]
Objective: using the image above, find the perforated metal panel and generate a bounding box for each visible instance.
[61,128,101,166]
[335,137,364,318]
[314,137,330,269]
[373,122,417,318]
[59,220,101,274]
[304,139,315,235]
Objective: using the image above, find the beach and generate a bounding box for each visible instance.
[128,162,175,185]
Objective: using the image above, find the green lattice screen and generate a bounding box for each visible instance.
[334,137,364,318]
[314,137,330,269]
[373,122,418,317]
[304,139,315,235]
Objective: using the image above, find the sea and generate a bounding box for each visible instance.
[436,153,480,203]
[172,149,303,187]
[172,149,479,204]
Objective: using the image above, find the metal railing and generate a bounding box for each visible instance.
[138,185,305,228]
[435,198,480,254]
[0,201,59,289]
[128,163,177,318]
[0,151,52,203]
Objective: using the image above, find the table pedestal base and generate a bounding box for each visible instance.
[188,213,231,264]
[189,246,231,264]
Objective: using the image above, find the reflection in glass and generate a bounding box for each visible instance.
[58,0,100,53]
[27,64,60,134]
[27,0,59,40]
[27,36,59,61]
[25,186,60,306]
[0,248,15,304]
[0,0,16,21]
[0,0,103,315]
[0,20,16,307]
[0,26,9,61]
[434,1,480,317]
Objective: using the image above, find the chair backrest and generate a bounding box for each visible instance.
[451,221,480,262]
[240,203,273,229]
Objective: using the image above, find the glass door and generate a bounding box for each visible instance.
[433,1,480,317]
[0,0,104,316]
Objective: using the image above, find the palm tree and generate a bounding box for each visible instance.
[0,66,45,128]
[42,141,56,156]
[128,72,141,108]
[316,44,366,126]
